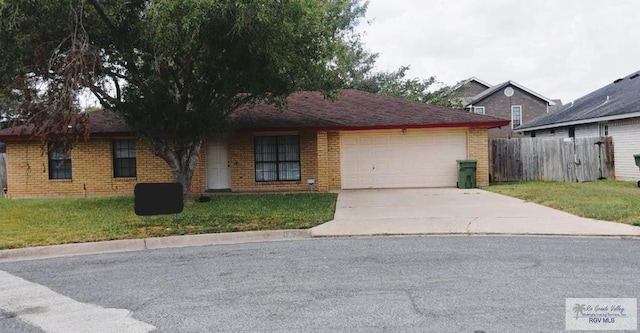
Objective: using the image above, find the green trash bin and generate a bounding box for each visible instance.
[456,159,477,189]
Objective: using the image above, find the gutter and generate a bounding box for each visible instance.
[515,112,640,132]
[235,121,511,133]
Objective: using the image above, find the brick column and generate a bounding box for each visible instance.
[468,128,490,186]
[316,130,329,191]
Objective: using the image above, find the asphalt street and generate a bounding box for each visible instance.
[0,236,638,332]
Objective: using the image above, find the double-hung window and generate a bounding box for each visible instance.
[113,139,137,178]
[48,144,72,179]
[511,105,522,129]
[254,135,300,182]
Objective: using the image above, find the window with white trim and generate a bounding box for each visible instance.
[473,106,485,115]
[511,105,522,129]
[599,123,609,136]
[254,135,301,182]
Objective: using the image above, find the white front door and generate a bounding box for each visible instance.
[206,139,231,190]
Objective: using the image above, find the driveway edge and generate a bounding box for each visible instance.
[310,232,640,239]
[0,229,311,263]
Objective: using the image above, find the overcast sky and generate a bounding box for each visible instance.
[357,0,640,104]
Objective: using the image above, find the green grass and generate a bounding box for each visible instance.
[0,193,337,250]
[484,179,640,225]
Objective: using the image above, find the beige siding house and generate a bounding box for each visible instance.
[518,70,640,182]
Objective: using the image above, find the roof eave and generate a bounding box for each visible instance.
[466,80,556,106]
[0,131,136,142]
[236,121,511,133]
[515,112,640,132]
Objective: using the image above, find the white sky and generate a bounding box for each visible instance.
[357,0,640,104]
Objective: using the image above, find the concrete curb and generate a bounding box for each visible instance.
[0,229,311,263]
[310,232,640,239]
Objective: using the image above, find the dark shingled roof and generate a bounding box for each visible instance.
[518,70,640,131]
[232,89,509,130]
[465,80,556,106]
[0,111,132,140]
[0,90,509,140]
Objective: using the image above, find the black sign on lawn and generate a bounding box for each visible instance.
[134,183,184,216]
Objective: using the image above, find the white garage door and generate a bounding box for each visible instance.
[341,129,468,189]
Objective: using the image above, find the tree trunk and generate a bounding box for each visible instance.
[146,137,202,203]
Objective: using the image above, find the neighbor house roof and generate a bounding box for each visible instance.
[452,77,492,91]
[232,89,509,131]
[0,90,509,140]
[465,80,556,107]
[516,70,640,132]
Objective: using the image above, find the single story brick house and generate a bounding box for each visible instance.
[0,90,509,198]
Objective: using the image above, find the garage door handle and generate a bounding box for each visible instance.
[372,164,375,170]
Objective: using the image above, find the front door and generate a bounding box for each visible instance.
[206,139,231,190]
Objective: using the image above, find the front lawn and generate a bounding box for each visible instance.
[0,193,337,250]
[485,180,640,225]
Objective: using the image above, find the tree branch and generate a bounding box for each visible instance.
[85,0,118,35]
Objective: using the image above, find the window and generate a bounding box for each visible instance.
[254,135,300,182]
[568,126,575,138]
[113,139,137,177]
[511,105,522,129]
[599,123,609,137]
[473,106,485,115]
[48,144,72,179]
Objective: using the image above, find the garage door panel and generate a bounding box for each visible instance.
[341,129,468,189]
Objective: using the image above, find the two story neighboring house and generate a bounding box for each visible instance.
[455,78,561,139]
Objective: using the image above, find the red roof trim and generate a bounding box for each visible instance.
[235,120,510,133]
[1,121,510,140]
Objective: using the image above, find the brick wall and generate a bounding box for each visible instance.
[472,85,549,139]
[468,128,489,186]
[327,131,341,190]
[5,127,489,196]
[457,81,490,97]
[5,138,205,198]
[229,131,320,192]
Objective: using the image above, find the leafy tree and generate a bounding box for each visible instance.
[0,0,366,201]
[347,63,462,108]
[339,41,462,108]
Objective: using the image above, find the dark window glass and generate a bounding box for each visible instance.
[568,126,575,138]
[113,139,137,177]
[254,135,300,182]
[48,144,72,179]
[511,106,522,129]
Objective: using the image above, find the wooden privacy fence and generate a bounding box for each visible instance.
[0,153,6,191]
[491,136,614,183]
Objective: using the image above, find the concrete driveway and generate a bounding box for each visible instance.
[310,188,640,237]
